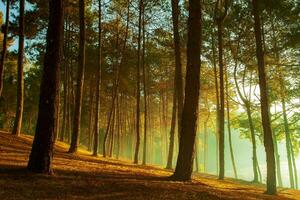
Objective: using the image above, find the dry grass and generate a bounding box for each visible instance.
[0,131,299,200]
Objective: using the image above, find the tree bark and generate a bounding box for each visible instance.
[252,0,277,194]
[12,0,25,136]
[171,0,201,180]
[27,0,64,174]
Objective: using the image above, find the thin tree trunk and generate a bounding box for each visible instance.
[103,1,129,157]
[166,89,177,169]
[69,0,86,153]
[252,0,277,194]
[225,67,237,179]
[172,0,201,180]
[204,121,208,172]
[27,0,64,173]
[134,0,143,164]
[142,7,148,165]
[272,128,283,187]
[12,0,25,136]
[217,20,225,180]
[60,15,71,142]
[246,106,260,182]
[54,86,60,142]
[88,80,94,151]
[171,0,184,142]
[116,94,121,159]
[109,105,116,157]
[0,0,10,97]
[103,91,116,157]
[93,0,102,156]
[212,31,220,175]
[291,141,298,189]
[233,63,259,182]
[282,97,295,188]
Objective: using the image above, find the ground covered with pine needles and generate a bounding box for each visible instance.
[0,131,299,200]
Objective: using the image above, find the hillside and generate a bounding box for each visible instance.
[0,131,299,200]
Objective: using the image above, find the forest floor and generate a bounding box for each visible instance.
[0,131,300,200]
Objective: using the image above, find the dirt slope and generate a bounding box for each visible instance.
[0,131,299,200]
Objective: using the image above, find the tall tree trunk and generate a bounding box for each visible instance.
[217,20,225,180]
[225,68,237,179]
[167,0,183,169]
[0,0,10,97]
[93,0,102,156]
[211,31,220,174]
[142,7,148,165]
[134,0,143,164]
[12,0,25,136]
[171,0,201,180]
[69,0,86,153]
[60,16,70,142]
[171,0,184,142]
[252,0,277,194]
[27,0,64,174]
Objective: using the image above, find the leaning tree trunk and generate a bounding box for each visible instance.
[0,0,10,97]
[252,0,277,194]
[171,0,201,181]
[27,0,64,174]
[69,0,86,153]
[12,0,25,136]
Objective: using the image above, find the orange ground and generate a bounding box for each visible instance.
[0,131,299,200]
